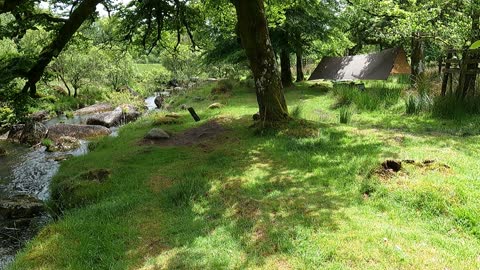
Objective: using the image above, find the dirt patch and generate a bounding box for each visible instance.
[375,159,451,180]
[142,120,226,147]
[148,175,174,194]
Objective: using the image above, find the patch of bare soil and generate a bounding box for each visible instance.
[375,159,451,180]
[142,120,226,147]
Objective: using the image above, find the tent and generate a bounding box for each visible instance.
[308,48,411,81]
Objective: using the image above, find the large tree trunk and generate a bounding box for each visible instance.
[280,49,293,88]
[22,0,102,97]
[411,32,425,85]
[231,0,288,122]
[295,47,304,82]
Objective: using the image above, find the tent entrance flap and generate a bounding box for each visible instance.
[308,48,411,81]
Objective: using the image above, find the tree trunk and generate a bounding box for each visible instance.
[411,32,425,85]
[231,0,288,122]
[296,48,304,82]
[280,49,293,88]
[22,0,102,97]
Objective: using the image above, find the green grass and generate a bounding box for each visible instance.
[9,81,480,269]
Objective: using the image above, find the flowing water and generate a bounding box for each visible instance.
[0,97,157,269]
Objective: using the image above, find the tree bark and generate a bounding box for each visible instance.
[295,47,304,82]
[22,0,102,97]
[411,32,425,85]
[280,49,293,88]
[231,0,288,122]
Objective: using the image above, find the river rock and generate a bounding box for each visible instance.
[48,124,111,141]
[46,136,81,152]
[86,104,141,128]
[145,128,170,140]
[19,122,48,145]
[208,103,223,109]
[74,103,113,115]
[29,110,49,122]
[7,124,24,143]
[0,195,45,221]
[154,96,164,109]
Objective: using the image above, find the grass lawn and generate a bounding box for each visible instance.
[10,81,480,269]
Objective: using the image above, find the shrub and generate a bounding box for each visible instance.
[211,79,234,95]
[0,106,15,128]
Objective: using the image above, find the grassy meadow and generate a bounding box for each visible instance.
[9,79,480,269]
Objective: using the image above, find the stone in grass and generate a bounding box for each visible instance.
[145,128,170,140]
[165,113,181,119]
[382,160,402,172]
[208,103,224,109]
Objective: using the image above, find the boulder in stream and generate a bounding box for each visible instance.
[48,124,111,141]
[154,96,164,109]
[46,136,81,152]
[74,103,113,115]
[9,122,48,145]
[0,195,45,221]
[86,104,141,128]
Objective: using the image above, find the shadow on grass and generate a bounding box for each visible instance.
[144,118,383,269]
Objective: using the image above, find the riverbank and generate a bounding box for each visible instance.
[9,82,480,269]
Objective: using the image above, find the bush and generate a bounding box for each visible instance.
[0,106,15,128]
[211,79,234,95]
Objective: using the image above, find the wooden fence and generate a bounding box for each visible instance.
[441,49,480,97]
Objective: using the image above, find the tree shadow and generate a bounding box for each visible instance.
[140,118,384,269]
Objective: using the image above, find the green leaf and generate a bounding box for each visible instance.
[470,40,480,49]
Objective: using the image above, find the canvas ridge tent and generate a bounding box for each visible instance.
[308,48,411,81]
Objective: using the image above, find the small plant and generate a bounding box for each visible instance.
[339,107,352,124]
[405,94,433,115]
[41,138,54,148]
[290,105,302,118]
[166,175,208,206]
[65,111,74,119]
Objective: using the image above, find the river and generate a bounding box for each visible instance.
[0,96,158,269]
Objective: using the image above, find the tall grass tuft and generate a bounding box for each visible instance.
[339,107,352,124]
[333,82,403,111]
[433,94,480,119]
[166,174,208,206]
[405,94,433,115]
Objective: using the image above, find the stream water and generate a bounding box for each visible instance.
[0,97,158,269]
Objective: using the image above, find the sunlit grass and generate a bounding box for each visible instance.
[9,80,480,269]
